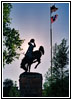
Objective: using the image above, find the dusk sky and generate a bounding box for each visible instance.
[3,2,69,87]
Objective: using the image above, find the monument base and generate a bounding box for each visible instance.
[19,72,42,97]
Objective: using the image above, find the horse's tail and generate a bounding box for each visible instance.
[20,57,28,72]
[20,57,25,68]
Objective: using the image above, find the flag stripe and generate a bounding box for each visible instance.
[51,14,58,23]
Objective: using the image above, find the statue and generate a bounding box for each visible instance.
[20,39,45,72]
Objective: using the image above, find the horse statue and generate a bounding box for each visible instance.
[20,46,44,72]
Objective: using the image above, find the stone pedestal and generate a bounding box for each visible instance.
[19,72,42,97]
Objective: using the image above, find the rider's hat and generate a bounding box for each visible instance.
[30,39,35,43]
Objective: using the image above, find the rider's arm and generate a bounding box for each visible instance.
[34,43,36,47]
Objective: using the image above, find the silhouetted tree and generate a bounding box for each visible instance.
[3,3,24,66]
[3,79,20,97]
[9,81,20,97]
[3,79,13,87]
[3,79,13,97]
[43,39,69,97]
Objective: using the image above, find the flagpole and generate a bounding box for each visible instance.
[50,4,58,84]
[50,5,52,83]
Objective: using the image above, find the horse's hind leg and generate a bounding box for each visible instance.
[29,65,31,72]
[23,67,27,72]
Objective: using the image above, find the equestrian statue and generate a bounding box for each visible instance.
[20,39,45,72]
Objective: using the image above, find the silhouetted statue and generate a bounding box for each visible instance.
[20,39,44,72]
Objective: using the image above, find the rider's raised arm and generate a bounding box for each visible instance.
[33,43,36,47]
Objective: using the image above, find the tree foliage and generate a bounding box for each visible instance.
[3,79,13,88]
[52,39,69,80]
[3,79,20,97]
[3,3,24,66]
[43,39,69,97]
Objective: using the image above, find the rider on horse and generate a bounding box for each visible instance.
[20,39,45,72]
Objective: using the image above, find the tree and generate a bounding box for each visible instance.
[52,39,69,96]
[3,3,24,66]
[43,39,69,97]
[52,39,69,81]
[3,79,20,97]
[3,79,13,88]
[3,79,13,97]
[9,81,20,97]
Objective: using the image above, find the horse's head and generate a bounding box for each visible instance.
[39,46,45,55]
